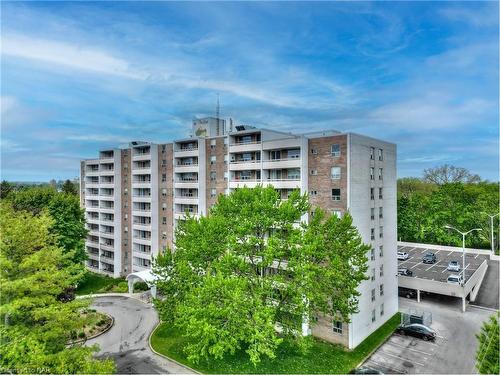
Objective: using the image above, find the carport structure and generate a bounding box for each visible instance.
[126,269,158,298]
[397,242,490,312]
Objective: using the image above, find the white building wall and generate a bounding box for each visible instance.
[112,150,122,278]
[150,144,159,258]
[347,133,398,348]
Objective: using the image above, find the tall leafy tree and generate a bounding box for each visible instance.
[62,179,78,196]
[476,313,499,374]
[6,186,87,264]
[423,164,481,184]
[154,186,369,365]
[0,203,115,374]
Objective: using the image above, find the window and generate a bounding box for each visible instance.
[288,149,300,159]
[331,188,341,201]
[380,303,384,316]
[310,190,317,196]
[210,155,216,164]
[310,169,317,176]
[224,171,228,181]
[379,226,383,238]
[162,203,167,211]
[380,265,384,277]
[371,208,375,220]
[331,144,340,157]
[332,210,342,218]
[124,213,128,220]
[311,148,318,155]
[224,154,228,164]
[288,168,300,180]
[332,321,343,334]
[162,188,167,197]
[162,217,167,225]
[379,245,384,257]
[371,228,375,240]
[210,171,217,181]
[370,147,375,160]
[380,284,384,296]
[379,168,383,180]
[370,167,374,180]
[379,207,383,219]
[370,188,375,200]
[124,226,128,233]
[371,248,375,261]
[371,289,376,301]
[211,188,217,197]
[379,188,383,199]
[162,159,167,166]
[378,149,383,161]
[162,174,167,182]
[331,167,341,179]
[210,139,216,149]
[372,309,376,322]
[162,145,166,152]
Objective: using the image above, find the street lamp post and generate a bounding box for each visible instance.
[484,213,499,253]
[444,225,482,312]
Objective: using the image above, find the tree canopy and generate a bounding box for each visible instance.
[5,186,87,264]
[423,164,481,185]
[154,186,369,365]
[0,202,114,374]
[476,313,499,375]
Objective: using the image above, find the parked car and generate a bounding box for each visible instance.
[397,251,409,260]
[447,261,460,272]
[447,274,463,285]
[422,252,437,264]
[398,287,417,299]
[398,268,413,276]
[396,323,436,341]
[351,366,384,374]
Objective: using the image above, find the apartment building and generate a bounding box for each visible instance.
[80,117,397,349]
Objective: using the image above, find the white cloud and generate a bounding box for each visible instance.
[1,34,148,80]
[439,6,498,28]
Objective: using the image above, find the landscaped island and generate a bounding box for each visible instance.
[151,312,400,374]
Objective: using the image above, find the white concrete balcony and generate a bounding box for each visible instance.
[87,252,99,260]
[100,219,115,226]
[262,158,301,170]
[86,206,100,213]
[263,179,301,189]
[132,181,152,189]
[99,231,115,239]
[86,169,100,177]
[174,181,199,189]
[132,195,152,203]
[99,194,115,201]
[132,167,151,175]
[132,222,151,231]
[99,182,115,189]
[99,156,114,163]
[132,153,151,161]
[100,252,115,261]
[132,264,151,272]
[229,179,262,189]
[229,160,261,171]
[174,196,199,205]
[100,267,115,275]
[100,169,115,176]
[262,138,301,150]
[86,217,100,224]
[174,148,199,158]
[99,207,114,214]
[132,209,152,217]
[86,237,100,245]
[88,229,100,236]
[85,193,100,200]
[174,164,199,173]
[229,141,261,153]
[85,182,99,189]
[133,237,152,245]
[132,250,152,260]
[99,243,114,251]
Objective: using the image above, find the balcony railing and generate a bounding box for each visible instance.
[230,140,261,146]
[176,179,198,183]
[230,159,261,164]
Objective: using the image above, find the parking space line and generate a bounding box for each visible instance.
[378,350,425,367]
[448,251,453,256]
[426,261,440,271]
[421,248,428,254]
[475,253,479,259]
[398,256,413,265]
[386,340,433,356]
[410,262,421,269]
[365,358,406,374]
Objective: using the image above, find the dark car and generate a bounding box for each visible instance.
[398,287,417,299]
[351,366,384,374]
[396,323,436,341]
[422,252,437,264]
[398,268,413,276]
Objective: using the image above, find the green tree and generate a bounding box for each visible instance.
[6,186,87,264]
[0,203,115,374]
[154,186,369,365]
[0,180,14,199]
[476,313,499,374]
[62,179,78,196]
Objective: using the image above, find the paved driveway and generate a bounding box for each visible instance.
[472,259,499,309]
[362,297,493,374]
[86,295,194,374]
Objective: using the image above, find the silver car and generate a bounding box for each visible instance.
[447,261,460,272]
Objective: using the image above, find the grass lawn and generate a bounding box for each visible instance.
[150,312,401,374]
[75,272,128,295]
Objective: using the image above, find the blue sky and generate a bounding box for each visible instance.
[1,1,498,181]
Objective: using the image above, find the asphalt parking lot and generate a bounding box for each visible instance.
[362,297,493,374]
[397,245,488,283]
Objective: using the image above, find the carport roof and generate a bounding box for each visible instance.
[126,269,157,284]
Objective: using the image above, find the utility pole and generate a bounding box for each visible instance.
[484,213,499,253]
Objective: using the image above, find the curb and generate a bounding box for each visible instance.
[76,293,151,305]
[148,322,201,375]
[68,313,115,346]
[469,304,499,313]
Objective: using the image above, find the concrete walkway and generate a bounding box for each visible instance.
[86,295,194,374]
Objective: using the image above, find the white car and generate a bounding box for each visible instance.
[447,261,460,272]
[397,251,409,260]
[447,274,463,285]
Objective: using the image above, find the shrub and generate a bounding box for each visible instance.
[78,331,86,339]
[134,281,149,292]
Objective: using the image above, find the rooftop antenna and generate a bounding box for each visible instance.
[215,93,220,135]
